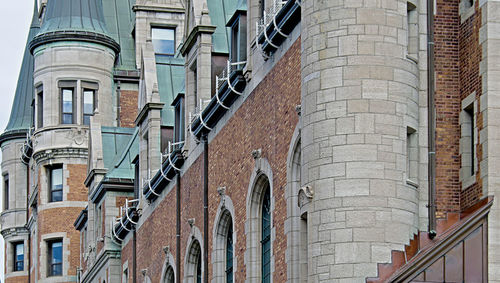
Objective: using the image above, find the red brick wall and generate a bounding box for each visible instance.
[435,0,461,215]
[459,1,483,211]
[120,90,138,128]
[5,276,29,283]
[35,163,87,280]
[122,38,301,282]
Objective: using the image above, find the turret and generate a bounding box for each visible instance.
[27,0,120,280]
[0,1,39,280]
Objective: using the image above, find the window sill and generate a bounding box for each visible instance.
[461,174,476,190]
[406,179,419,189]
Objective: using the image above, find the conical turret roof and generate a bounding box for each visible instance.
[0,0,40,144]
[29,0,120,54]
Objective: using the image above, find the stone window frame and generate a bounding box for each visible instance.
[36,84,44,129]
[48,164,63,203]
[160,249,176,283]
[406,1,418,61]
[3,173,8,210]
[285,126,303,282]
[151,25,176,56]
[59,81,77,125]
[122,261,129,283]
[212,195,236,282]
[41,163,68,206]
[460,92,478,189]
[5,236,26,275]
[245,157,275,283]
[229,14,248,65]
[459,0,475,23]
[81,81,99,126]
[183,225,204,283]
[40,232,68,280]
[13,241,24,272]
[406,126,419,187]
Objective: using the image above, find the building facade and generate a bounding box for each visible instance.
[1,0,499,282]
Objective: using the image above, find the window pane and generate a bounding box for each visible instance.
[14,243,24,271]
[51,167,63,202]
[83,90,94,114]
[152,28,175,55]
[50,241,63,276]
[83,115,91,126]
[62,89,73,112]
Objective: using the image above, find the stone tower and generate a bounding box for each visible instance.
[0,1,39,281]
[26,0,120,280]
[301,0,424,281]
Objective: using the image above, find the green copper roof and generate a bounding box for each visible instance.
[30,0,120,54]
[227,0,247,27]
[2,1,40,135]
[103,127,139,180]
[207,0,237,54]
[101,126,136,170]
[102,0,136,70]
[155,56,185,126]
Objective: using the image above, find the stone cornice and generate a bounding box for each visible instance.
[33,147,88,164]
[180,25,216,56]
[134,102,165,126]
[133,4,184,13]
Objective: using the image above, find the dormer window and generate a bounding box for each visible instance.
[152,27,175,56]
[227,7,247,66]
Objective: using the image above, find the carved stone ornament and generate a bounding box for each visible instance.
[251,148,262,159]
[298,185,314,208]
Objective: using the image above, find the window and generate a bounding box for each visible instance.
[261,185,271,283]
[83,90,95,126]
[133,157,140,200]
[229,16,247,65]
[49,166,63,202]
[123,268,129,283]
[460,94,476,189]
[48,240,63,276]
[173,94,185,147]
[406,127,418,184]
[165,266,174,283]
[37,86,43,128]
[260,0,266,19]
[407,2,418,58]
[13,242,24,271]
[226,221,233,283]
[96,204,102,238]
[152,27,175,55]
[299,214,308,281]
[196,251,202,283]
[3,175,8,210]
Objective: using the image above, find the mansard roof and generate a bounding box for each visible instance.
[29,0,120,54]
[0,1,40,144]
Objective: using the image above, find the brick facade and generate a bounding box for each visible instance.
[120,90,139,128]
[122,38,301,282]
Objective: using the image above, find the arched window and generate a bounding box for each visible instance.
[196,251,202,283]
[186,239,202,283]
[226,221,233,283]
[245,161,274,283]
[164,266,174,283]
[261,185,271,283]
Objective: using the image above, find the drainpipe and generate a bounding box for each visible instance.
[427,0,437,239]
[25,162,31,283]
[176,168,181,281]
[133,227,137,283]
[202,134,209,283]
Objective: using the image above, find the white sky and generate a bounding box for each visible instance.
[0,0,34,280]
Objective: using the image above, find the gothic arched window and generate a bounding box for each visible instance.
[261,185,271,283]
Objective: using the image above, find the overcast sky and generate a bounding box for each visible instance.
[0,0,34,280]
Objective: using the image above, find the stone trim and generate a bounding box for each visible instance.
[212,195,236,282]
[183,224,204,283]
[459,92,477,190]
[245,157,275,283]
[159,247,177,283]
